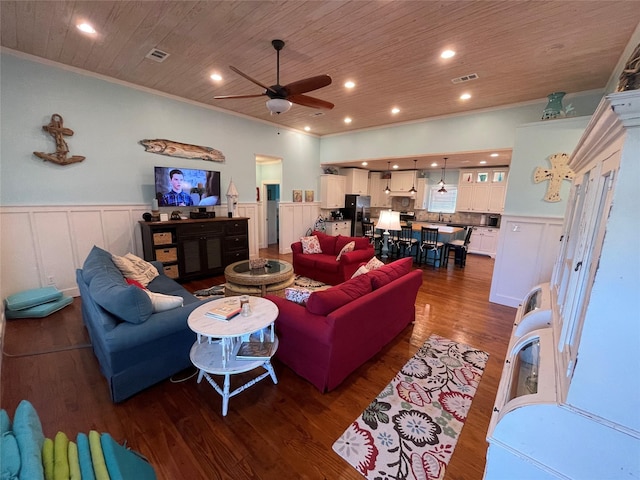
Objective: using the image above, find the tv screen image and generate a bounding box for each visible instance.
[154,166,221,207]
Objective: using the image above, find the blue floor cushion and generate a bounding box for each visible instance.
[4,286,62,311]
[5,295,73,319]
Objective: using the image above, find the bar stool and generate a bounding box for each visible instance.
[418,227,444,268]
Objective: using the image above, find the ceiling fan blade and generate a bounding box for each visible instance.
[289,94,334,110]
[229,66,277,95]
[213,94,265,99]
[284,75,332,95]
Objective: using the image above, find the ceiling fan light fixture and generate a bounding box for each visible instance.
[266,98,292,114]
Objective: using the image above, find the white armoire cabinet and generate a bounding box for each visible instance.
[485,91,640,479]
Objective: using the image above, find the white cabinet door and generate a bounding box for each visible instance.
[472,184,491,212]
[456,184,474,211]
[468,226,498,257]
[390,171,416,192]
[414,178,429,209]
[488,184,507,213]
[326,220,351,236]
[320,175,346,209]
[344,168,369,194]
[369,173,392,207]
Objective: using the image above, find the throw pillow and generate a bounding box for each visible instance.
[306,274,372,315]
[88,430,110,480]
[300,236,322,254]
[285,287,312,305]
[351,265,370,278]
[54,431,70,480]
[365,256,385,271]
[111,253,159,286]
[144,290,184,312]
[125,277,146,289]
[336,241,355,261]
[13,400,45,480]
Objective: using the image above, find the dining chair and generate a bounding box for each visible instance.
[361,220,381,254]
[396,225,418,261]
[418,227,444,268]
[444,226,473,267]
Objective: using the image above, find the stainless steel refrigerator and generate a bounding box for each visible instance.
[341,194,371,236]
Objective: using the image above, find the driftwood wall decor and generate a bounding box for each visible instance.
[139,139,225,162]
[533,153,575,202]
[33,114,85,165]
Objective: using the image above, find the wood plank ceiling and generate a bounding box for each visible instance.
[2,1,639,171]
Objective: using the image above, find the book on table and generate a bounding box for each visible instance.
[236,341,276,360]
[204,303,241,321]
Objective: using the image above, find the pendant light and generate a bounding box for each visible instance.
[408,159,417,195]
[438,157,448,194]
[384,161,391,194]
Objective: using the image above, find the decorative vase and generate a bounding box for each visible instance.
[541,92,566,120]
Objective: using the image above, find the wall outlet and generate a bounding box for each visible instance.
[47,275,55,284]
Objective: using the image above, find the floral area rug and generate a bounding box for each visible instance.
[293,275,329,291]
[332,334,489,480]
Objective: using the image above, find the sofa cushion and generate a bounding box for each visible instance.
[4,286,62,311]
[82,246,122,285]
[313,231,337,255]
[144,290,184,312]
[89,430,110,480]
[306,274,372,315]
[13,400,45,480]
[4,295,73,319]
[311,255,341,273]
[89,267,153,324]
[300,236,322,254]
[112,253,159,287]
[335,235,370,253]
[54,431,70,480]
[76,433,96,480]
[336,241,355,261]
[369,257,413,289]
[1,410,20,480]
[68,441,81,480]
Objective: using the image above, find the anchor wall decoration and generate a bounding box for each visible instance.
[533,153,575,202]
[33,114,85,165]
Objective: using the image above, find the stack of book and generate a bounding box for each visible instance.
[236,341,276,360]
[204,303,241,321]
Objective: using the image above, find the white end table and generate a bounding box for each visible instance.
[187,296,279,416]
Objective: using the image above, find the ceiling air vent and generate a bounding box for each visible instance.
[451,73,479,84]
[145,48,170,63]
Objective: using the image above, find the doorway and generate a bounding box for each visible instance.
[256,155,283,249]
[265,184,280,245]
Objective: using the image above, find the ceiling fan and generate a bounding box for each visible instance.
[214,39,334,114]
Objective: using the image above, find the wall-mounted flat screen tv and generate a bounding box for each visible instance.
[154,166,221,207]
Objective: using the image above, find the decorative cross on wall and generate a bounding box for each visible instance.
[533,153,575,202]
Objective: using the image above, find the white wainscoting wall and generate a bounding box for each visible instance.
[489,214,564,307]
[278,202,321,254]
[0,204,260,300]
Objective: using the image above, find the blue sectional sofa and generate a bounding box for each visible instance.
[76,246,213,402]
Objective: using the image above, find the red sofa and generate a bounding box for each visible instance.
[265,257,422,392]
[291,230,375,285]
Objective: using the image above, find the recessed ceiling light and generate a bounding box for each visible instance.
[304,126,311,132]
[490,153,499,157]
[431,162,438,167]
[460,93,472,100]
[391,107,400,114]
[344,117,352,124]
[210,73,222,81]
[480,160,487,164]
[76,23,96,34]
[441,49,455,59]
[393,164,399,169]
[344,81,355,89]
[362,161,368,166]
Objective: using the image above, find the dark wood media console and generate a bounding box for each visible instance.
[139,217,249,281]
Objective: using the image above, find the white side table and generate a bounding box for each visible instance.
[187,296,279,416]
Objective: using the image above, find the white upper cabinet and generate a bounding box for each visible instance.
[343,168,369,195]
[320,174,346,209]
[414,178,429,209]
[389,171,416,193]
[457,168,508,213]
[368,172,392,207]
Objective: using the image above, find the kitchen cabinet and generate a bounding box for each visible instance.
[343,168,369,194]
[389,171,416,193]
[467,226,498,257]
[414,178,429,209]
[457,168,508,213]
[325,220,351,236]
[139,218,249,281]
[320,174,346,209]
[368,172,392,208]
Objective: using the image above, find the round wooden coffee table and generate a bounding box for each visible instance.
[224,259,294,297]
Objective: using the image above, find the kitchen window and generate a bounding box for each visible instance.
[428,186,457,213]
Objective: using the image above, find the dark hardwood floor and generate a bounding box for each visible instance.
[1,246,515,480]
